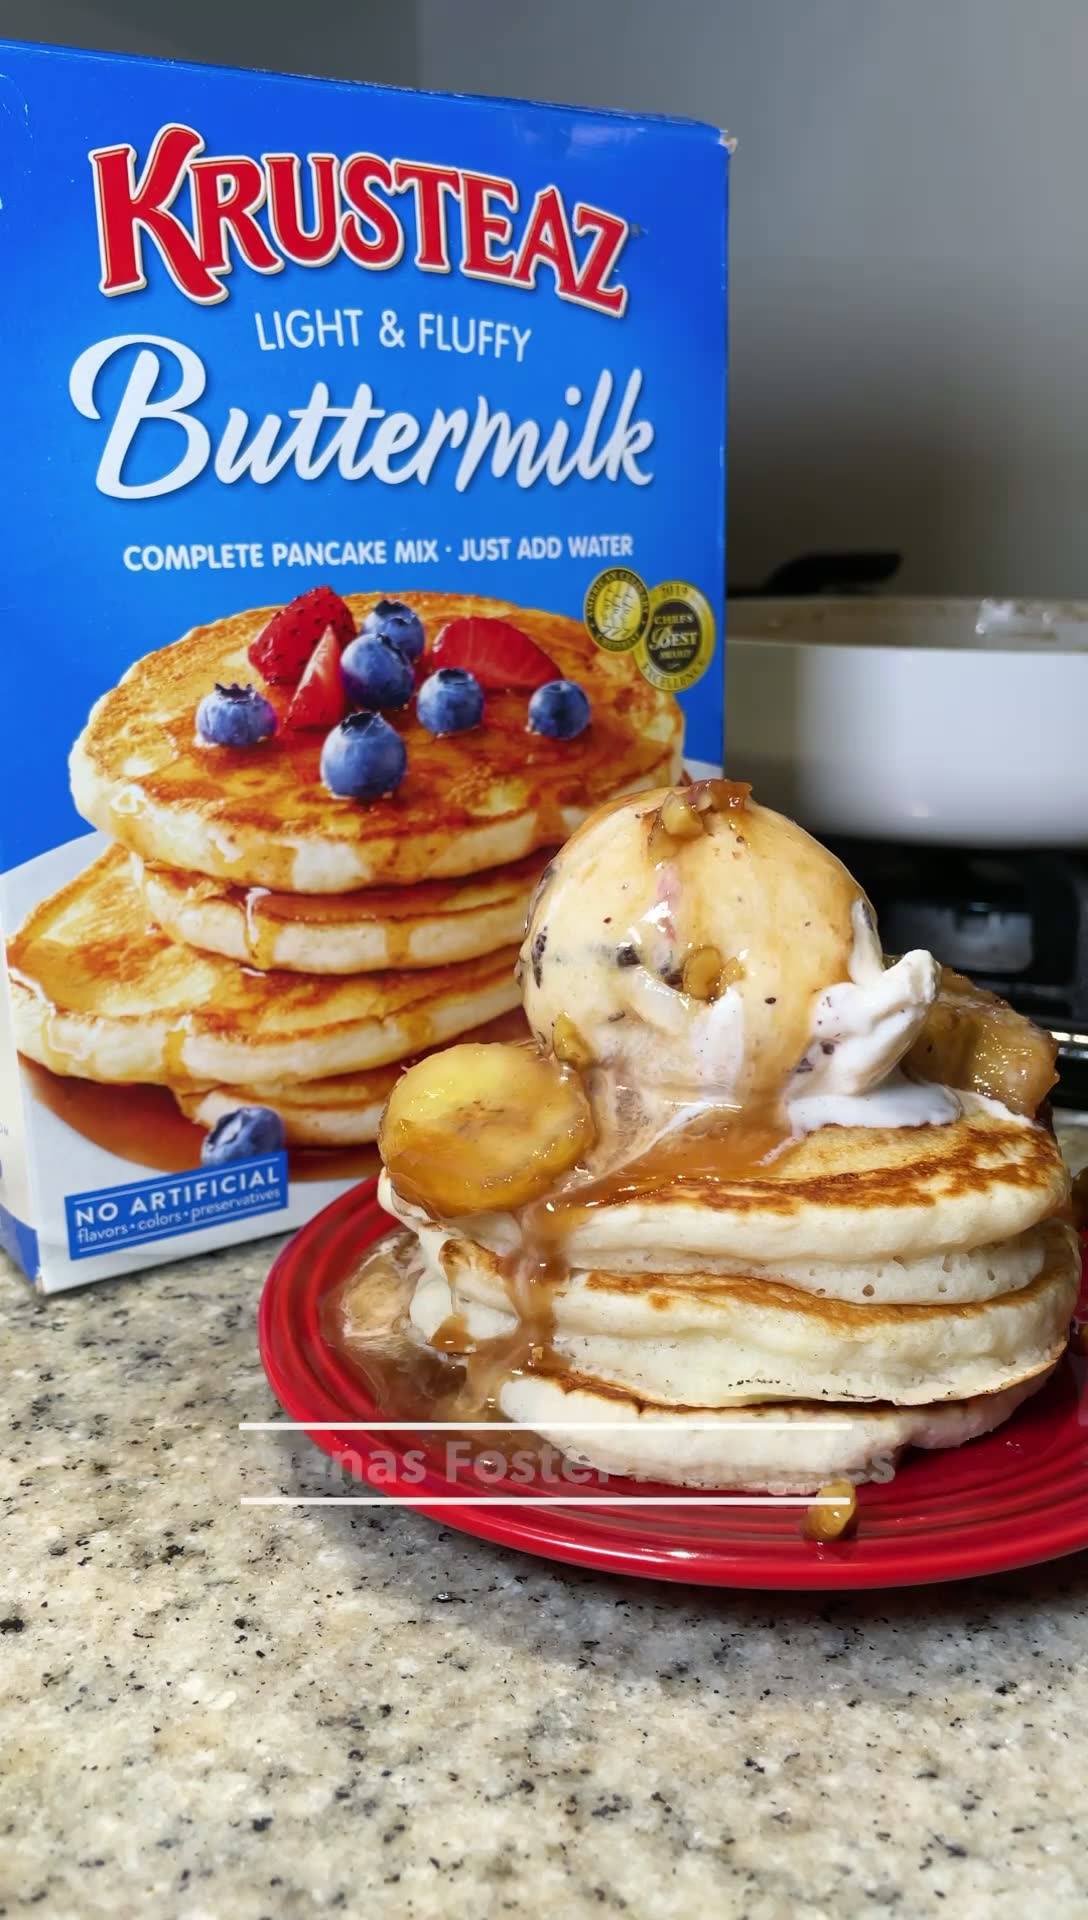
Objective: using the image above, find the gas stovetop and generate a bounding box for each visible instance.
[824,838,1088,1108]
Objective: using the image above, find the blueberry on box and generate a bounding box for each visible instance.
[527,679,591,740]
[201,1105,286,1167]
[417,667,484,735]
[321,711,408,799]
[362,598,425,663]
[196,682,277,747]
[340,634,414,710]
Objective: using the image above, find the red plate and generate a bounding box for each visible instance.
[257,1179,1088,1589]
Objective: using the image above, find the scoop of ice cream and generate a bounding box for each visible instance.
[519,783,941,1112]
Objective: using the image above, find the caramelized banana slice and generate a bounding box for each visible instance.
[905,966,1058,1117]
[379,1041,595,1216]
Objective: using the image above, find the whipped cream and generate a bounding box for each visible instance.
[785,901,958,1132]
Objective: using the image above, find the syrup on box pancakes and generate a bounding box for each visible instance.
[174,1009,528,1147]
[69,590,683,893]
[11,585,676,1189]
[8,846,521,1088]
[136,848,553,975]
[355,781,1075,1495]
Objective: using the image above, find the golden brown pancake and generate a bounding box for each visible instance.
[137,847,551,974]
[496,1368,1058,1492]
[69,591,684,892]
[175,1008,529,1145]
[336,1227,1060,1491]
[409,1215,1078,1407]
[8,846,520,1088]
[539,1098,1071,1266]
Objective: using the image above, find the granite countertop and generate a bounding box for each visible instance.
[4,1222,1088,1920]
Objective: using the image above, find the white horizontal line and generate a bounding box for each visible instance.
[241,1494,851,1508]
[240,1420,856,1433]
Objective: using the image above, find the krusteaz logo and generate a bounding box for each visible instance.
[64,1153,287,1260]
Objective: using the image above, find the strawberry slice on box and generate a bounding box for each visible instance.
[285,629,348,730]
[249,585,356,684]
[430,616,557,691]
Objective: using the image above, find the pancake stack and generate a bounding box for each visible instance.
[383,1100,1075,1491]
[371,783,1077,1493]
[8,590,683,1159]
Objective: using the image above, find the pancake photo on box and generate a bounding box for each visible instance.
[6,587,684,1175]
[345,777,1076,1498]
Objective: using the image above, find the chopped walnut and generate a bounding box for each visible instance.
[552,1013,594,1071]
[802,1480,858,1542]
[647,779,752,857]
[681,945,724,1000]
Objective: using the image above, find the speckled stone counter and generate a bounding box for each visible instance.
[4,1225,1088,1920]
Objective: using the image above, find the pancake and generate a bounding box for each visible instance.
[520,1097,1070,1267]
[380,1179,1054,1306]
[69,590,684,892]
[8,846,520,1088]
[407,1219,1079,1408]
[177,1061,395,1145]
[136,847,549,975]
[497,1368,1056,1493]
[175,1009,530,1146]
[334,1226,1058,1491]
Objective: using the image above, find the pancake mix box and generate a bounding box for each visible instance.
[0,38,729,1291]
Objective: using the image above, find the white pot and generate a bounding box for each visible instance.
[726,597,1088,847]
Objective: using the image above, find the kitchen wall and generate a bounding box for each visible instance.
[0,0,418,82]
[412,0,1088,598]
[3,0,1087,596]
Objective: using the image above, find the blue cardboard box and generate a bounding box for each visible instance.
[0,39,729,1289]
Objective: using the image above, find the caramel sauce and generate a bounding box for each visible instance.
[325,1108,795,1462]
[325,1231,567,1449]
[240,885,418,969]
[237,849,555,928]
[696,775,751,812]
[256,887,391,924]
[162,1022,193,1084]
[396,1005,447,1059]
[292,1143,381,1184]
[429,1312,475,1354]
[232,854,552,972]
[561,1105,794,1215]
[334,1102,796,1448]
[242,890,280,972]
[322,1236,467,1418]
[380,918,414,970]
[450,1228,567,1417]
[23,1061,378,1183]
[241,889,428,971]
[343,1211,566,1423]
